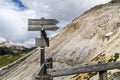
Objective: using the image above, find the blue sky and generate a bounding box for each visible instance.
[0,0,111,47]
[12,0,25,8]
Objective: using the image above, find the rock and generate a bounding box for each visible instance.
[111,0,120,3]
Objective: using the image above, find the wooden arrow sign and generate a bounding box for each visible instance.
[28,18,59,31]
[28,25,59,31]
[35,37,49,47]
[28,19,59,25]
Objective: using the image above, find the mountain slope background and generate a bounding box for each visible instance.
[0,41,34,68]
[46,0,120,79]
[1,0,120,80]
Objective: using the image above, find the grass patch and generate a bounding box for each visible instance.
[0,54,23,68]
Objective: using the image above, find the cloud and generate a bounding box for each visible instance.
[21,0,111,22]
[15,39,35,48]
[0,37,6,43]
[0,0,111,48]
[21,0,111,40]
[0,0,39,42]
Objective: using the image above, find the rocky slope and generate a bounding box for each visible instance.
[1,0,120,80]
[47,0,120,64]
[45,0,120,80]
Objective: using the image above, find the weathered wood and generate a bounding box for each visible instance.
[46,58,53,69]
[36,75,50,79]
[35,38,49,47]
[41,30,47,38]
[98,61,108,80]
[47,61,120,77]
[28,25,59,31]
[99,71,108,80]
[35,64,46,76]
[40,46,45,66]
[28,19,59,25]
[46,58,53,80]
[34,64,48,80]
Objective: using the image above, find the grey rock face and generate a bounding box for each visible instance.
[111,0,120,3]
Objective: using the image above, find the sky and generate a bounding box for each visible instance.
[0,0,111,48]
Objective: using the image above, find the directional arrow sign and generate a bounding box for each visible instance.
[28,19,59,25]
[28,18,59,46]
[35,37,49,47]
[28,18,59,31]
[28,25,59,31]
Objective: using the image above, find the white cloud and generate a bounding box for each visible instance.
[0,0,111,48]
[21,0,111,22]
[0,37,6,43]
[15,39,35,48]
[0,0,39,42]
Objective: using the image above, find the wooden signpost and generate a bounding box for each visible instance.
[28,18,59,31]
[28,17,59,80]
[28,25,58,31]
[28,19,59,25]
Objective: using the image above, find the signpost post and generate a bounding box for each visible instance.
[28,17,59,80]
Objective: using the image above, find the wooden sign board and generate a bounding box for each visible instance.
[28,25,59,31]
[28,18,59,31]
[35,37,49,47]
[28,19,59,25]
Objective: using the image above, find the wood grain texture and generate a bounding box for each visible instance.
[28,25,59,31]
[35,38,49,47]
[47,61,120,77]
[28,19,59,25]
